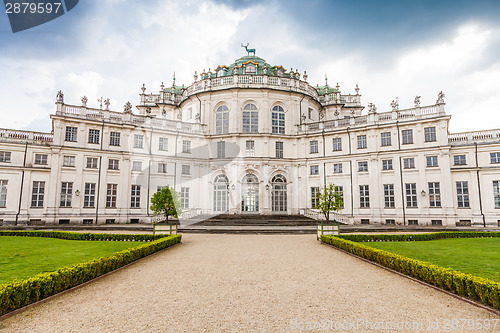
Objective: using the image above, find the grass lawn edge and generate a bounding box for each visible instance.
[0,232,182,317]
[321,233,500,311]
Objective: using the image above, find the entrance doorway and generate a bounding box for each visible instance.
[241,174,259,212]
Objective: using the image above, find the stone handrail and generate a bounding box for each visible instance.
[302,208,353,224]
[297,104,446,133]
[0,128,53,143]
[448,129,500,145]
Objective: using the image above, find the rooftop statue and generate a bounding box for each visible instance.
[241,43,256,56]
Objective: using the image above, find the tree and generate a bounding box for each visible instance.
[150,186,182,224]
[316,183,343,221]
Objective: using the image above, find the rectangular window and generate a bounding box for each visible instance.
[182,165,191,175]
[426,156,438,167]
[83,183,96,208]
[381,132,391,146]
[0,180,8,208]
[403,158,415,169]
[359,185,370,208]
[0,151,11,163]
[357,135,367,149]
[159,137,168,151]
[132,161,142,171]
[424,127,437,142]
[110,132,120,146]
[108,159,119,170]
[336,186,344,208]
[181,187,189,209]
[428,182,441,207]
[31,181,45,207]
[63,156,75,167]
[310,140,319,154]
[311,187,319,208]
[88,129,100,144]
[384,184,395,208]
[454,155,466,166]
[358,161,368,172]
[493,181,500,208]
[182,140,191,153]
[456,181,470,208]
[34,154,48,165]
[332,138,342,151]
[386,219,396,225]
[333,163,342,174]
[217,141,225,158]
[431,220,442,226]
[405,183,417,208]
[158,163,167,173]
[86,157,98,169]
[65,126,77,142]
[408,220,418,225]
[60,182,73,207]
[246,140,255,157]
[276,142,283,159]
[131,185,141,208]
[310,165,319,175]
[490,152,500,164]
[134,134,144,149]
[402,129,413,144]
[382,159,393,170]
[106,184,117,208]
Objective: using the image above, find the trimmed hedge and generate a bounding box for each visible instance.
[0,234,181,316]
[0,230,169,242]
[321,235,500,310]
[337,231,500,243]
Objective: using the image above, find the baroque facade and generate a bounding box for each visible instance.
[1,52,500,226]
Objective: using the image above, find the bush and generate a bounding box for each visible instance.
[0,230,170,242]
[321,235,500,310]
[0,234,181,316]
[337,231,500,243]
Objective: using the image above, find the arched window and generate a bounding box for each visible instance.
[242,103,258,133]
[216,105,229,134]
[245,64,256,75]
[277,69,284,77]
[213,174,229,212]
[242,174,259,212]
[271,174,287,212]
[217,69,224,77]
[271,105,285,134]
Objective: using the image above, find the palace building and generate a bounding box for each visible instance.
[1,51,500,226]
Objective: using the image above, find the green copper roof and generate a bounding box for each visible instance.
[210,55,295,78]
[317,85,339,96]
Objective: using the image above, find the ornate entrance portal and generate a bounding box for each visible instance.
[271,174,287,212]
[241,174,259,212]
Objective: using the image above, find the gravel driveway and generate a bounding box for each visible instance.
[1,234,498,332]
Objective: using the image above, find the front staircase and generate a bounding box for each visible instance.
[179,214,318,234]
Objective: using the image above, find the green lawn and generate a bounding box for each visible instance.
[366,238,500,282]
[0,236,141,284]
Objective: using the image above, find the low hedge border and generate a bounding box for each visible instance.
[0,230,168,242]
[321,235,500,310]
[0,233,182,316]
[337,231,500,243]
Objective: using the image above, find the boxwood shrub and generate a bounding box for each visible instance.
[0,230,169,242]
[337,231,500,243]
[321,235,500,310]
[0,233,181,316]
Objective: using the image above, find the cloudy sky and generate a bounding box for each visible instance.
[1,0,499,133]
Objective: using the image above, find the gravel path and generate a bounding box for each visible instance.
[1,234,499,332]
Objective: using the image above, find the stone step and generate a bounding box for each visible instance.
[191,214,317,227]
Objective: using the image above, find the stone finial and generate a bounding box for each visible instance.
[194,71,198,82]
[160,82,164,91]
[355,84,359,95]
[303,71,308,81]
[81,96,88,107]
[104,98,110,111]
[141,84,146,94]
[124,101,132,113]
[336,83,340,91]
[390,99,398,111]
[414,95,421,108]
[56,90,64,103]
[368,103,377,114]
[436,91,445,104]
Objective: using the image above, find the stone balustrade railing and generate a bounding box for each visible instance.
[57,104,204,134]
[302,208,353,224]
[448,129,500,146]
[297,104,446,133]
[0,128,53,143]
